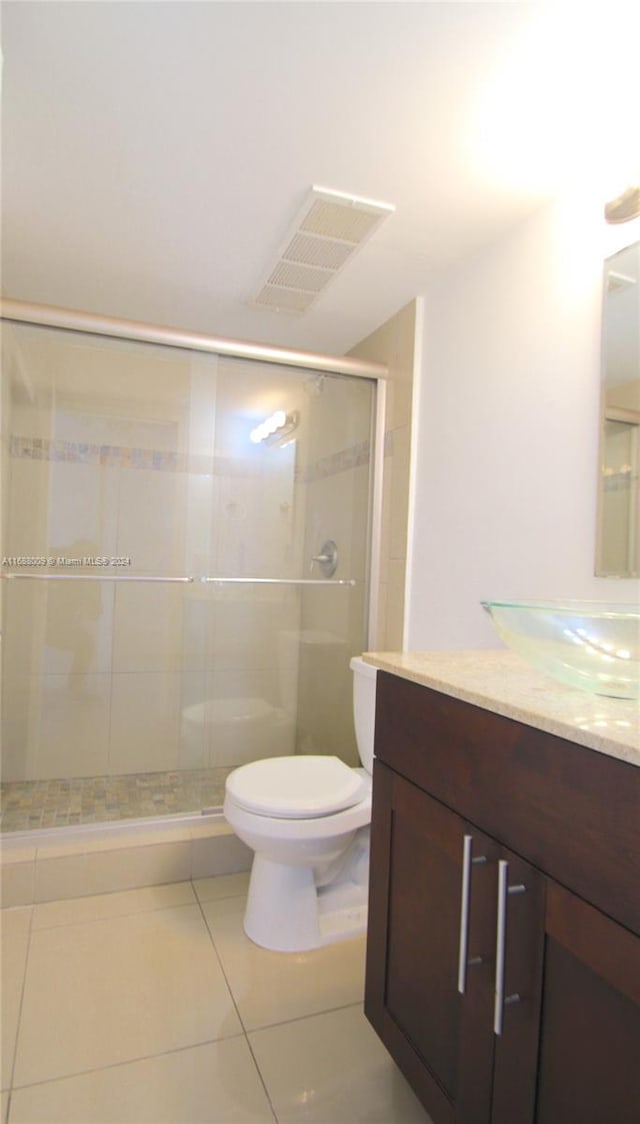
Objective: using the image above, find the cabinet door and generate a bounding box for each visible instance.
[532,880,640,1124]
[489,852,545,1124]
[365,761,500,1124]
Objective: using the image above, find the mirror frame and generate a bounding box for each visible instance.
[595,241,640,578]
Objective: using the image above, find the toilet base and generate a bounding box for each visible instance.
[243,846,369,952]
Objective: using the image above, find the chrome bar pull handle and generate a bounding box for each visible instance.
[493,860,526,1035]
[457,834,486,994]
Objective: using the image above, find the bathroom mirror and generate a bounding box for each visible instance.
[595,241,640,577]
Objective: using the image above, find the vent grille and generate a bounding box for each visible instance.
[251,186,394,316]
[300,199,383,244]
[267,261,332,293]
[283,232,353,271]
[255,286,316,313]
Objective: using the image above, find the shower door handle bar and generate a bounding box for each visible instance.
[2,573,194,583]
[2,574,356,585]
[200,577,357,586]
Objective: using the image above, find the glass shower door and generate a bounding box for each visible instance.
[0,321,376,832]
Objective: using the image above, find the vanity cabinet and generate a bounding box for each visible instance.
[365,671,640,1124]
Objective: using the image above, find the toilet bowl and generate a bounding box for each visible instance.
[223,656,377,952]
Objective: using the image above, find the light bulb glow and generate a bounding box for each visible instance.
[250,410,296,445]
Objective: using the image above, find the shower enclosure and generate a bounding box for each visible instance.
[0,306,384,834]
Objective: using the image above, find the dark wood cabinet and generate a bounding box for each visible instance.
[365,671,640,1124]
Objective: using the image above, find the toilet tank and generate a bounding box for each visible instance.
[349,656,377,775]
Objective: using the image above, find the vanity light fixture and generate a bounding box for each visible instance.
[604,184,640,224]
[250,410,299,446]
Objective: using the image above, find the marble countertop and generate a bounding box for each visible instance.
[363,650,640,768]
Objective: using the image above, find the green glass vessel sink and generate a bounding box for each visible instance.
[481,600,640,700]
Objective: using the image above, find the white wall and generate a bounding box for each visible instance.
[406,197,640,650]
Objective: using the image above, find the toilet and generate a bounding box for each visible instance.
[223,656,377,952]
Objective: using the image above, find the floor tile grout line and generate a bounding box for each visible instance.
[7,1032,249,1095]
[6,903,35,1097]
[245,997,367,1038]
[193,889,248,1034]
[193,889,278,1123]
[28,881,200,931]
[243,1033,280,1124]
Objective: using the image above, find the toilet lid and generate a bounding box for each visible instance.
[226,755,368,819]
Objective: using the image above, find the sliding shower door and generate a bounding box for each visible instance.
[0,320,376,831]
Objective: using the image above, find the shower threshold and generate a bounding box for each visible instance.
[0,766,234,834]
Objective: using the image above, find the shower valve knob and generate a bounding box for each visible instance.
[310,540,338,577]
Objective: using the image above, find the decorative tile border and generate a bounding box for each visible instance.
[10,434,385,481]
[10,436,206,474]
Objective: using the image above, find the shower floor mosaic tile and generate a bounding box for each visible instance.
[0,768,234,833]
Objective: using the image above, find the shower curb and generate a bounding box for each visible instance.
[0,813,251,908]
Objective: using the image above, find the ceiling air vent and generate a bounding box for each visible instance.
[251,186,395,315]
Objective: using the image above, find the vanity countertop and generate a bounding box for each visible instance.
[363,650,640,768]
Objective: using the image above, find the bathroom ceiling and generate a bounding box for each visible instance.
[0,2,631,356]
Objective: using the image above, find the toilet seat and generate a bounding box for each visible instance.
[225,755,368,819]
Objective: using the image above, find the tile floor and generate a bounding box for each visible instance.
[1,872,433,1123]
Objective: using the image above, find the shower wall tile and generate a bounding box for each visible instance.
[207,710,295,768]
[2,581,47,681]
[350,462,371,579]
[378,465,392,586]
[46,461,120,558]
[7,459,120,558]
[115,468,185,573]
[213,454,295,578]
[178,671,208,770]
[205,592,299,672]
[1,673,111,782]
[0,675,33,781]
[205,667,279,709]
[41,583,115,677]
[204,668,294,767]
[3,578,114,680]
[112,584,183,673]
[184,472,218,576]
[10,401,53,442]
[109,672,181,775]
[34,674,111,780]
[181,591,209,672]
[6,459,49,555]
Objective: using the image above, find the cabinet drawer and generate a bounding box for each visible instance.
[374,671,640,935]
